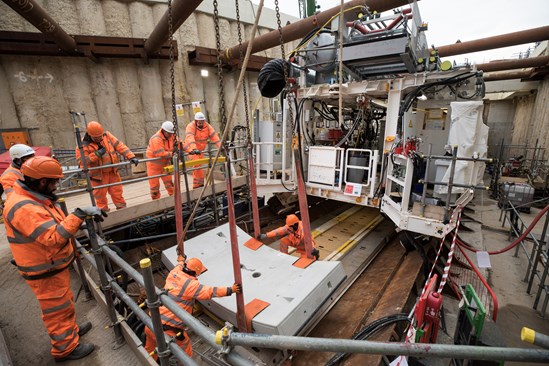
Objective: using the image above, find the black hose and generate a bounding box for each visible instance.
[258,59,290,98]
[325,314,411,366]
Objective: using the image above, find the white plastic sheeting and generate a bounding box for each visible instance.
[435,101,489,197]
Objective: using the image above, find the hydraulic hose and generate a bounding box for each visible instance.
[457,202,549,255]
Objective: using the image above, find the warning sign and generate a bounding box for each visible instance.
[344,183,362,197]
[176,104,184,117]
[192,101,201,114]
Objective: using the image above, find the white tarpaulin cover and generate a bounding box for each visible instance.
[435,101,489,196]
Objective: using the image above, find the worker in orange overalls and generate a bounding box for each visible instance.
[258,214,320,259]
[182,112,221,189]
[75,121,139,211]
[0,143,35,199]
[144,257,241,359]
[146,121,176,200]
[3,156,107,362]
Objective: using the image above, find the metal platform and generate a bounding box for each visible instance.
[162,223,347,335]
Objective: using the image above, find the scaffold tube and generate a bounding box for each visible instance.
[225,333,549,363]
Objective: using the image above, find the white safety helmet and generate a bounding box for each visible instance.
[194,112,206,121]
[161,121,175,134]
[9,144,35,160]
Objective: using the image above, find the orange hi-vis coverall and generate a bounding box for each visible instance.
[183,121,221,188]
[0,164,24,199]
[3,181,85,359]
[144,263,235,359]
[146,129,175,199]
[75,132,135,211]
[265,221,317,257]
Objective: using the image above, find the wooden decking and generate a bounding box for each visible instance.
[62,173,247,230]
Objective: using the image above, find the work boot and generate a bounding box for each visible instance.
[54,343,95,362]
[78,321,92,336]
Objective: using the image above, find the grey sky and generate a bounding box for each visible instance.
[252,0,549,64]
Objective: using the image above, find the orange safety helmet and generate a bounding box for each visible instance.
[21,156,64,179]
[286,214,299,226]
[87,121,105,137]
[186,257,207,275]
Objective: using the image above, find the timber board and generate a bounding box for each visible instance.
[62,174,247,230]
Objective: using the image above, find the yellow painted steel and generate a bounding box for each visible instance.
[328,215,384,260]
[163,157,227,173]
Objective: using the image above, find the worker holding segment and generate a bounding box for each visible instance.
[258,214,320,259]
[146,121,177,200]
[182,112,221,189]
[144,257,241,359]
[75,121,138,211]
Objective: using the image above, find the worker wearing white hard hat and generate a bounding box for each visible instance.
[0,144,35,199]
[182,112,221,188]
[146,121,177,199]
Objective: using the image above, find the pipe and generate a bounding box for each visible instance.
[485,68,540,82]
[522,328,549,350]
[224,155,248,332]
[141,259,170,366]
[436,26,549,58]
[2,0,77,54]
[85,218,125,346]
[224,332,549,363]
[477,56,549,73]
[221,0,412,62]
[144,0,203,56]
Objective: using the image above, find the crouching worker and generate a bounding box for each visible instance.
[3,156,107,362]
[144,257,241,359]
[258,214,320,259]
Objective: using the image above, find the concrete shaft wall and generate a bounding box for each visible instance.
[510,78,549,152]
[0,0,295,150]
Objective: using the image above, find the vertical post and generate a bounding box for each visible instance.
[208,144,220,226]
[70,112,103,235]
[527,210,549,292]
[174,144,184,256]
[247,144,261,237]
[293,148,314,259]
[140,258,170,366]
[224,151,248,332]
[445,146,458,222]
[86,218,125,346]
[420,144,432,217]
[58,198,93,301]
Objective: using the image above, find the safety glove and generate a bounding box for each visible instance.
[257,233,267,241]
[74,206,109,222]
[129,158,139,166]
[95,147,106,157]
[190,149,201,155]
[311,248,320,260]
[230,283,242,294]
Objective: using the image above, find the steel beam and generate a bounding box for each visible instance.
[437,26,549,58]
[0,31,176,60]
[144,0,203,56]
[221,0,412,63]
[188,46,272,72]
[2,0,77,54]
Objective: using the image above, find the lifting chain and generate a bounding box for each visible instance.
[235,0,251,143]
[274,0,295,133]
[213,0,228,141]
[167,0,179,156]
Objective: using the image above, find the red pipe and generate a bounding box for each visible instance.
[436,25,549,58]
[247,149,261,238]
[224,155,249,332]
